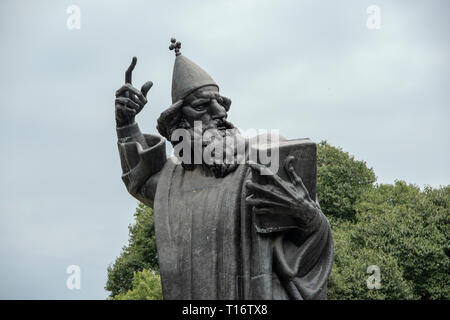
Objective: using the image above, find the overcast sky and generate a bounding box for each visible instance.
[0,0,448,299]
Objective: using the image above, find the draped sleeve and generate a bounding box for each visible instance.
[270,210,334,299]
[116,122,167,208]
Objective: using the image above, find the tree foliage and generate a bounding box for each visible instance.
[327,219,417,300]
[345,182,450,299]
[105,202,159,297]
[317,141,376,221]
[111,270,162,300]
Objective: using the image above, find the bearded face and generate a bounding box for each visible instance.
[169,86,244,178]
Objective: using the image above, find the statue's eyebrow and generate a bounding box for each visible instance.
[191,98,210,107]
[190,92,223,107]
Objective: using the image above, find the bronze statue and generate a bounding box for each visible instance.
[114,38,334,299]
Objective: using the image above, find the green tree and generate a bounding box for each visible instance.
[327,219,417,299]
[351,182,449,299]
[111,269,162,300]
[317,141,376,222]
[328,182,449,300]
[105,203,159,297]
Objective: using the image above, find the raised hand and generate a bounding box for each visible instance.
[245,156,321,223]
[115,57,153,127]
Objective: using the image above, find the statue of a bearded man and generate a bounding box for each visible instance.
[114,38,334,300]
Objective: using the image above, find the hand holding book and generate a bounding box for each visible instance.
[245,156,321,224]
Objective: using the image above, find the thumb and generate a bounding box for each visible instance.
[141,81,153,98]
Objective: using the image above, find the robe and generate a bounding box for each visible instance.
[117,123,334,300]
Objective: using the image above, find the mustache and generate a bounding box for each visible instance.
[170,118,238,149]
[204,118,235,131]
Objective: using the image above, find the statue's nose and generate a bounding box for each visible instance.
[209,99,227,119]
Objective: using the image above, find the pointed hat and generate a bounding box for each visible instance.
[169,38,219,103]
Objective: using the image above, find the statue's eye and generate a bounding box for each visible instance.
[193,104,205,111]
[216,97,223,104]
[191,98,209,111]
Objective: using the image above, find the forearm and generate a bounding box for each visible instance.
[116,122,167,205]
[117,122,148,149]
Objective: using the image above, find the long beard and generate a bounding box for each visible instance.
[173,119,243,178]
[201,127,241,178]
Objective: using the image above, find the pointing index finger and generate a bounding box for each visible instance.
[125,56,137,84]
